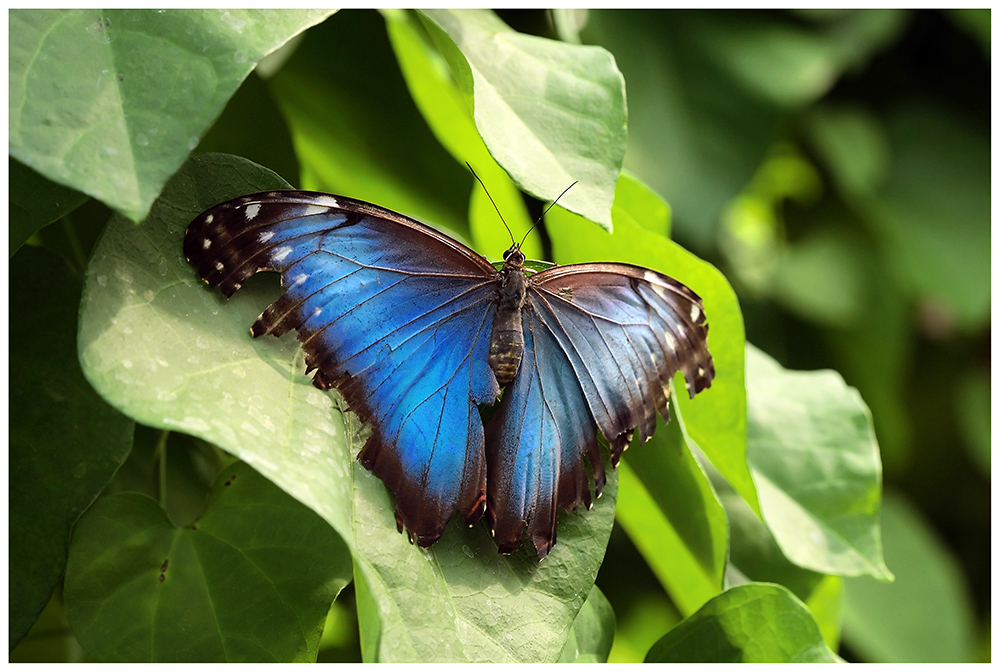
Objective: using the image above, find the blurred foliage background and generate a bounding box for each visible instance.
[559,8,989,663]
[11,8,989,663]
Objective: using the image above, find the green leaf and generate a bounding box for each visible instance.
[420,9,627,229]
[746,345,893,580]
[382,8,540,259]
[10,158,89,256]
[616,412,727,616]
[557,585,615,663]
[719,476,843,649]
[547,172,756,514]
[64,462,352,661]
[9,9,333,221]
[841,490,976,662]
[10,246,134,648]
[645,583,839,662]
[268,10,472,241]
[77,153,619,662]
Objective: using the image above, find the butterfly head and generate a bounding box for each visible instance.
[502,245,526,268]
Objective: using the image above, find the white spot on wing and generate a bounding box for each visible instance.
[292,273,308,286]
[205,214,214,224]
[301,204,331,217]
[690,304,701,322]
[664,331,676,351]
[215,261,224,271]
[272,246,293,263]
[312,306,322,316]
[245,203,261,220]
[258,231,274,243]
[309,195,339,208]
[202,238,211,250]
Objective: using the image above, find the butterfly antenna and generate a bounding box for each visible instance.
[466,162,515,246]
[517,180,577,249]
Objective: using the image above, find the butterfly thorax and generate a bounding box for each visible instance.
[488,247,528,386]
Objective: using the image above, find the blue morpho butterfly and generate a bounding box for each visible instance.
[183,182,715,560]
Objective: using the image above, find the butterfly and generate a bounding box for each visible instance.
[184,189,714,560]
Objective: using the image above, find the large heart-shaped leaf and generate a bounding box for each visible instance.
[76,153,618,662]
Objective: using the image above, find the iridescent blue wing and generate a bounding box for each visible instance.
[184,191,501,546]
[485,263,714,559]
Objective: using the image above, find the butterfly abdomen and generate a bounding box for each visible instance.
[488,249,529,386]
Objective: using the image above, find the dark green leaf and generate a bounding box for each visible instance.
[645,583,839,662]
[195,71,299,185]
[557,585,615,663]
[76,153,618,662]
[10,9,332,221]
[746,345,893,580]
[10,246,134,648]
[420,9,627,229]
[10,158,89,255]
[841,491,976,662]
[581,10,783,248]
[267,10,472,241]
[64,462,352,661]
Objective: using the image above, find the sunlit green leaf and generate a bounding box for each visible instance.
[645,583,839,662]
[76,153,618,663]
[746,345,893,580]
[64,463,352,661]
[381,8,539,259]
[420,9,627,229]
[719,476,843,649]
[616,413,727,616]
[9,8,333,221]
[547,173,755,514]
[10,246,134,648]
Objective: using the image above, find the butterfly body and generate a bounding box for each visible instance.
[184,190,714,559]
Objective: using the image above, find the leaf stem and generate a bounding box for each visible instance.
[154,430,170,508]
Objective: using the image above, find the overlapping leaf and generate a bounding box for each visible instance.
[645,583,839,663]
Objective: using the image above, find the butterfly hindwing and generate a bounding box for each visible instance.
[485,263,714,559]
[185,191,501,546]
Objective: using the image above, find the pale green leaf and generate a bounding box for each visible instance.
[9,9,333,221]
[747,345,893,580]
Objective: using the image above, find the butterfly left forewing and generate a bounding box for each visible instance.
[185,191,502,548]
